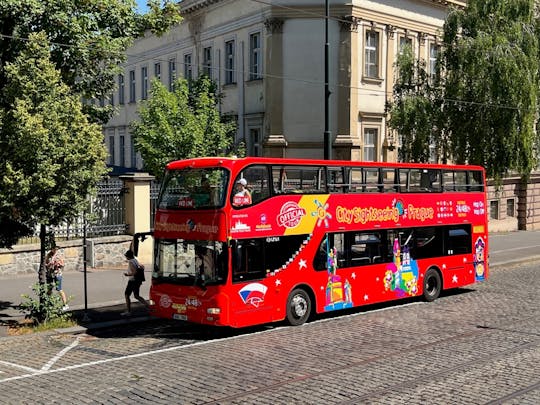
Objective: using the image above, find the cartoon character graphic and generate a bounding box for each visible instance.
[323,243,353,311]
[384,238,419,297]
[474,237,486,281]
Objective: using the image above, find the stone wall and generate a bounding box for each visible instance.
[487,173,540,232]
[0,235,132,277]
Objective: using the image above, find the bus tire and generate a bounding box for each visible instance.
[286,288,311,326]
[423,268,442,302]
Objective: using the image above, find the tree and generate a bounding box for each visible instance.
[0,33,108,287]
[387,0,540,182]
[442,0,540,181]
[0,0,181,247]
[0,0,182,124]
[386,44,446,163]
[131,76,237,179]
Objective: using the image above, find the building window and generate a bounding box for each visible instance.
[490,200,499,220]
[141,66,148,100]
[109,134,115,166]
[363,128,378,162]
[154,62,161,81]
[129,70,136,103]
[249,128,262,156]
[225,40,235,84]
[203,47,212,77]
[168,58,176,91]
[130,135,137,168]
[429,43,439,79]
[506,199,515,217]
[119,134,126,167]
[184,54,192,81]
[399,36,413,54]
[118,74,125,105]
[249,32,261,80]
[429,136,437,163]
[364,30,379,78]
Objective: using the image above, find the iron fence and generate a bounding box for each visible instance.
[150,180,161,228]
[17,178,128,245]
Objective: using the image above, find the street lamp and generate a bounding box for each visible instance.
[324,0,332,160]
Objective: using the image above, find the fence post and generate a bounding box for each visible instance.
[120,173,155,264]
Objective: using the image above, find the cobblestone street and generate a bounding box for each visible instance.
[0,262,538,404]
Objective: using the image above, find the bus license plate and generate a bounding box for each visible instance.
[173,314,187,321]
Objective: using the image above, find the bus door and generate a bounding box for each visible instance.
[231,239,274,325]
[230,235,310,326]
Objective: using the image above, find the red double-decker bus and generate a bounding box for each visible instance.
[149,157,488,327]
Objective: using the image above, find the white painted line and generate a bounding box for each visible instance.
[0,360,39,373]
[493,244,540,253]
[0,301,422,384]
[41,336,81,371]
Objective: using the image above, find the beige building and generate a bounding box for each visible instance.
[104,0,465,168]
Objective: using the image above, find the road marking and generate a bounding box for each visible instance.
[492,244,540,253]
[0,302,425,384]
[41,336,81,371]
[0,361,39,373]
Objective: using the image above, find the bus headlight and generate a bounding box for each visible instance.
[148,300,155,306]
[207,308,221,315]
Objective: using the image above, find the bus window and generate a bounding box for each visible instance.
[233,165,270,206]
[155,239,227,285]
[314,233,345,270]
[447,225,472,255]
[158,168,229,209]
[411,227,444,259]
[364,168,379,192]
[350,168,363,192]
[328,166,346,193]
[381,168,397,192]
[233,235,308,282]
[468,171,484,192]
[350,232,383,265]
[272,166,326,194]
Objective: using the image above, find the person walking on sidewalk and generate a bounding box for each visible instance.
[45,245,69,311]
[121,249,149,316]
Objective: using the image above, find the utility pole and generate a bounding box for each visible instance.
[324,0,332,160]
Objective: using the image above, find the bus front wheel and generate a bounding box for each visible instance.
[286,288,311,326]
[423,268,442,302]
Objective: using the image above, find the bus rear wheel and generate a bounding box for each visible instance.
[286,288,311,326]
[423,268,442,302]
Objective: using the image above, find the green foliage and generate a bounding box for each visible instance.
[19,282,72,324]
[0,34,108,229]
[386,45,446,163]
[441,0,539,180]
[0,0,182,124]
[387,0,540,181]
[132,76,237,178]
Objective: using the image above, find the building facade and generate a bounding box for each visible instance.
[103,0,465,168]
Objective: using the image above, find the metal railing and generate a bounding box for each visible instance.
[18,177,128,245]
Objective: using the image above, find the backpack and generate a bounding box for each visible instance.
[134,262,146,282]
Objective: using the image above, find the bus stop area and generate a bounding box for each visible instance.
[1,229,540,337]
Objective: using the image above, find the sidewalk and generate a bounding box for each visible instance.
[2,230,540,337]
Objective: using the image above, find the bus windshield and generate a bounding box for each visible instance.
[158,167,229,209]
[154,239,228,286]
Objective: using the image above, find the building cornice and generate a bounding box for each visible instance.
[181,0,221,15]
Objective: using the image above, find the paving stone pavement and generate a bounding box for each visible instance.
[0,260,538,404]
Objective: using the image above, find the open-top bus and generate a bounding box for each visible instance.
[149,157,488,327]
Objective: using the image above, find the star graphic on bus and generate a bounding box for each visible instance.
[311,199,332,228]
[298,259,307,270]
